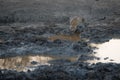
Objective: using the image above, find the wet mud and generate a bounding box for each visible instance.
[0,0,120,80]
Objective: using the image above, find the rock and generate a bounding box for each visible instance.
[72,41,92,53]
[53,39,62,44]
[110,59,114,61]
[104,57,109,60]
[31,61,38,65]
[86,70,96,79]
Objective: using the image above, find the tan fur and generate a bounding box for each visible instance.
[70,16,84,31]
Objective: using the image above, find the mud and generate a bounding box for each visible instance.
[0,0,120,80]
[1,62,120,80]
[0,22,120,80]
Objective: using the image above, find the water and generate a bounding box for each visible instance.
[91,39,120,63]
[1,37,120,71]
[0,55,78,72]
[0,33,80,72]
[0,55,52,72]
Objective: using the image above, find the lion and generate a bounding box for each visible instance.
[69,16,85,32]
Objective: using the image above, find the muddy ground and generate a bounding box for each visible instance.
[0,0,120,80]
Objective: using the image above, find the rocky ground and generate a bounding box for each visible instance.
[0,0,120,80]
[1,62,120,80]
[0,20,120,80]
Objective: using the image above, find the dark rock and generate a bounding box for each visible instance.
[31,61,38,65]
[53,39,62,44]
[110,59,114,61]
[104,57,109,60]
[72,41,93,53]
[86,70,96,79]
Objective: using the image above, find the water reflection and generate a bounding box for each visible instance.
[91,39,120,63]
[0,55,52,72]
[0,55,78,72]
[48,34,80,41]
